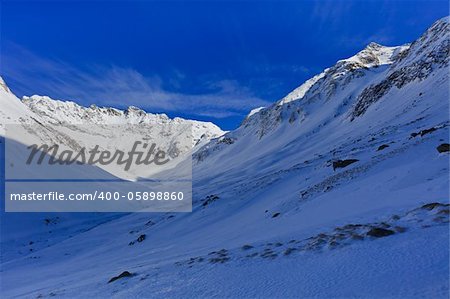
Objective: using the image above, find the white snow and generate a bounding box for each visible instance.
[247,106,265,117]
[278,70,328,105]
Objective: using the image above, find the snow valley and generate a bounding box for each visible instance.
[0,16,449,298]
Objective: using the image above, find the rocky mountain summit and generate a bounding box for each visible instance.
[195,17,448,160]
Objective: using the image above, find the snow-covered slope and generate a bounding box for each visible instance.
[1,17,449,298]
[0,79,36,130]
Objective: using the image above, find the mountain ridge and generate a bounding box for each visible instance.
[0,81,225,150]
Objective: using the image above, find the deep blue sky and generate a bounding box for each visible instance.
[1,0,447,130]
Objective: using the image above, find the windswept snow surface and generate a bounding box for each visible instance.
[1,17,449,298]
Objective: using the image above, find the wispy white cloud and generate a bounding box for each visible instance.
[1,43,270,118]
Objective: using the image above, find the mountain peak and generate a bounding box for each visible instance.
[276,42,409,106]
[340,42,408,68]
[365,42,383,49]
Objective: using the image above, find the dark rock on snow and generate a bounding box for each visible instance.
[377,144,389,151]
[421,202,448,210]
[436,143,449,153]
[333,159,359,170]
[202,194,220,207]
[410,127,437,138]
[108,271,133,283]
[366,227,395,238]
[272,212,281,218]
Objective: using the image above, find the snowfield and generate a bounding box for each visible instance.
[0,17,449,298]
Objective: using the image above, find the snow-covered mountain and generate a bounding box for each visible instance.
[0,85,225,180]
[0,17,449,298]
[20,95,224,145]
